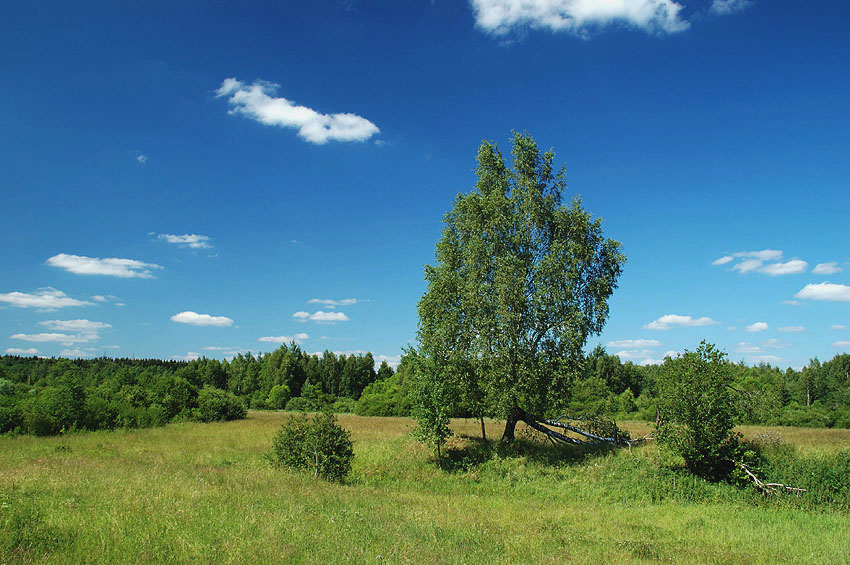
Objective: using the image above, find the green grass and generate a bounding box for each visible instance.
[1,412,848,563]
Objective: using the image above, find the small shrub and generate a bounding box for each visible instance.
[193,387,246,422]
[266,384,291,410]
[284,396,316,412]
[270,411,354,481]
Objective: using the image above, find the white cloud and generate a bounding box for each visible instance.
[60,348,95,358]
[137,154,148,164]
[10,332,96,345]
[831,325,848,331]
[760,260,808,276]
[308,298,361,308]
[156,233,213,249]
[735,342,763,354]
[710,0,752,15]
[39,319,111,332]
[644,314,719,330]
[0,288,94,309]
[813,262,843,275]
[216,78,380,145]
[92,295,107,302]
[777,326,804,333]
[712,256,734,265]
[170,311,234,327]
[469,0,689,36]
[374,354,401,369]
[258,333,310,344]
[745,322,768,333]
[606,339,661,348]
[795,282,850,302]
[736,339,789,355]
[833,341,850,349]
[762,338,790,349]
[782,300,800,306]
[292,310,350,323]
[5,347,38,355]
[731,259,764,274]
[171,352,201,362]
[614,349,655,360]
[47,253,163,278]
[746,354,785,365]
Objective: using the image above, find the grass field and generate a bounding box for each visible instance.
[1,412,849,564]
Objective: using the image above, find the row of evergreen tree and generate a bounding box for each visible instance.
[1,344,848,435]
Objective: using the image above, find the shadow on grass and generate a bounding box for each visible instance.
[438,433,618,473]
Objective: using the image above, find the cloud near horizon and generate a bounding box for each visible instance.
[216,78,380,145]
[470,0,690,36]
[258,333,310,344]
[171,311,234,327]
[644,314,719,330]
[47,253,163,278]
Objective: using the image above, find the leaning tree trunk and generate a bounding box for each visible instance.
[501,405,634,447]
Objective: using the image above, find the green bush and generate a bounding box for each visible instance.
[21,383,86,436]
[193,387,246,422]
[270,411,354,481]
[266,384,291,410]
[656,342,739,481]
[284,396,317,412]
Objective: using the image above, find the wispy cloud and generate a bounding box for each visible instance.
[710,0,752,15]
[713,250,807,276]
[745,321,768,333]
[171,311,234,327]
[216,78,380,144]
[47,253,163,278]
[831,325,848,331]
[292,311,350,323]
[606,339,662,348]
[40,319,110,332]
[469,0,690,36]
[795,282,850,302]
[156,233,213,249]
[258,333,310,344]
[11,332,97,345]
[307,298,362,308]
[813,262,843,275]
[644,314,719,330]
[171,352,201,362]
[136,154,148,164]
[0,288,94,309]
[833,341,850,349]
[777,325,804,333]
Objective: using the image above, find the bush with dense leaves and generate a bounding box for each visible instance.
[270,411,354,481]
[656,342,739,481]
[266,384,291,410]
[193,387,246,422]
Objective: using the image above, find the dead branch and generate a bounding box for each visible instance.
[738,462,806,496]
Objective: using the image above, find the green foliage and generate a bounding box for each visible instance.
[409,351,453,458]
[416,132,626,440]
[270,411,354,481]
[266,384,291,409]
[656,342,739,481]
[193,387,246,422]
[284,396,317,412]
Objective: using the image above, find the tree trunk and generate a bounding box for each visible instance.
[501,405,521,442]
[480,416,487,442]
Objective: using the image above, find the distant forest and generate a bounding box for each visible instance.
[1,345,849,436]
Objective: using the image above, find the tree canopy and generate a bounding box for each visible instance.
[415,132,626,444]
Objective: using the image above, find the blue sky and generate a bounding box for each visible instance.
[1,0,848,369]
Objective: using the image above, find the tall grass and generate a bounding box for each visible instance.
[1,412,848,563]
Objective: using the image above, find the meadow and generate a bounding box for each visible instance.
[1,412,849,564]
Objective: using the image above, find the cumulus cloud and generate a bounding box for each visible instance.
[292,311,350,323]
[644,314,719,330]
[0,288,94,309]
[710,0,752,15]
[606,339,662,348]
[745,321,768,333]
[40,319,111,332]
[10,332,97,345]
[5,347,39,355]
[760,260,808,276]
[47,253,163,278]
[795,282,850,302]
[813,262,843,275]
[777,326,804,333]
[170,311,234,327]
[469,0,690,36]
[216,78,380,145]
[156,233,213,249]
[614,349,655,360]
[258,333,310,344]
